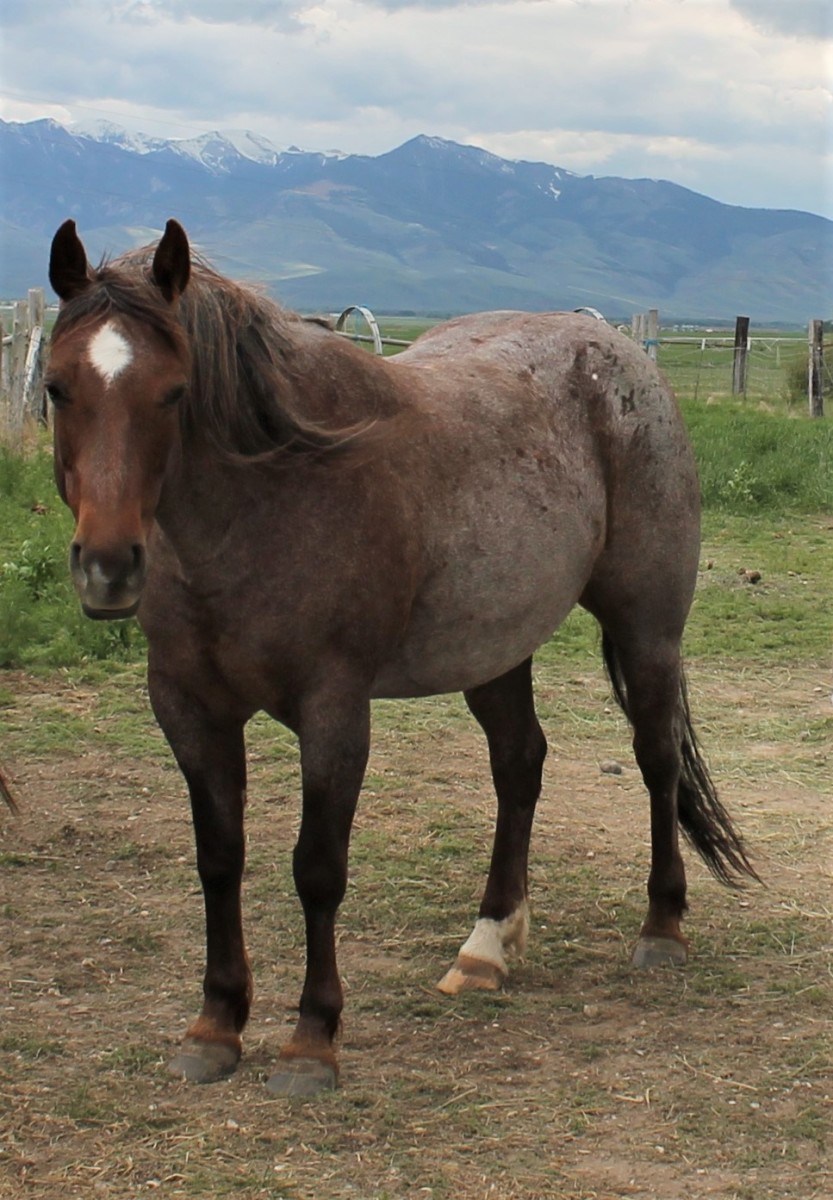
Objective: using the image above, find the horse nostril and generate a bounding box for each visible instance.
[131,544,146,576]
[70,542,82,571]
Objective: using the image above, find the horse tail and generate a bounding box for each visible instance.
[601,632,759,887]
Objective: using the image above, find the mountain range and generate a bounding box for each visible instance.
[2,118,830,323]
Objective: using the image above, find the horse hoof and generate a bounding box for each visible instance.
[266,1057,338,1097]
[631,936,688,969]
[168,1038,240,1084]
[436,955,505,995]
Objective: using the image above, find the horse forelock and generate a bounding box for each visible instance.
[51,250,189,363]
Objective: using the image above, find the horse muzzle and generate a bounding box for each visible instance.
[70,541,147,620]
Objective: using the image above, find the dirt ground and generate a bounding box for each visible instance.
[0,663,830,1199]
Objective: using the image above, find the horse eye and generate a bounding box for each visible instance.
[161,384,187,409]
[45,382,69,408]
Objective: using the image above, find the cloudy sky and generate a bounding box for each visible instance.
[2,0,831,217]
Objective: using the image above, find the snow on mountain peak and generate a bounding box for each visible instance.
[45,118,351,172]
[73,122,288,170]
[74,120,168,154]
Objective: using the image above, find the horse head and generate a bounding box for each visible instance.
[46,219,191,618]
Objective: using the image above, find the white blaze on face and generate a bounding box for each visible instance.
[87,322,134,385]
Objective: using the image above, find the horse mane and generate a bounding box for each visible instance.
[51,244,357,460]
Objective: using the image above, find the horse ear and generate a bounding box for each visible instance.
[151,219,191,304]
[49,219,91,302]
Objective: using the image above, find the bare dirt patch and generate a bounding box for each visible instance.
[1,662,830,1199]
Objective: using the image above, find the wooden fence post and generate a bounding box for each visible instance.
[1,290,48,446]
[646,309,659,362]
[8,300,29,449]
[24,288,46,424]
[809,319,824,418]
[732,316,749,395]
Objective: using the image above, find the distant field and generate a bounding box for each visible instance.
[365,316,816,408]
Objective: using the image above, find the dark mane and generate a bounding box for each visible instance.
[52,244,354,459]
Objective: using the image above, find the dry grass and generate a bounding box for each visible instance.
[0,656,830,1199]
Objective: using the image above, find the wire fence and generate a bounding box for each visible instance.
[654,335,828,407]
[1,301,828,448]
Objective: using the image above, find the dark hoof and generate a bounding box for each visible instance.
[632,935,688,969]
[168,1038,240,1084]
[266,1057,338,1097]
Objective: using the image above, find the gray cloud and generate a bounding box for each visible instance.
[0,1,307,30]
[351,0,501,7]
[122,0,305,28]
[729,0,832,39]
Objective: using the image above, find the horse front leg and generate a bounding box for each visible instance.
[438,658,547,994]
[149,670,251,1083]
[266,682,370,1097]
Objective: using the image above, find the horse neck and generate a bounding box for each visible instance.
[155,435,269,566]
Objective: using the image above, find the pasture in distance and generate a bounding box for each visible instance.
[0,332,831,1199]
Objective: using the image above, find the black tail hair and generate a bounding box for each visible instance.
[601,632,760,887]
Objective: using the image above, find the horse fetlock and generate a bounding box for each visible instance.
[436,903,529,994]
[465,903,530,965]
[200,979,252,1034]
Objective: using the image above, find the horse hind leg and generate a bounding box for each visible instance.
[606,632,691,967]
[437,658,546,995]
[597,625,757,969]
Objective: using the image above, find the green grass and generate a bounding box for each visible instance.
[681,397,832,514]
[0,447,146,668]
[0,1033,66,1060]
[689,513,831,663]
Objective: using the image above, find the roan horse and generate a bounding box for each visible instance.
[46,218,756,1095]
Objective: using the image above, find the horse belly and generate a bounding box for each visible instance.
[370,516,600,699]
